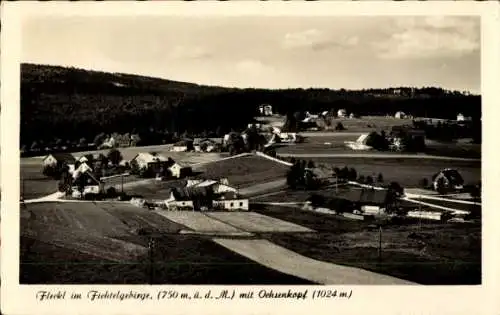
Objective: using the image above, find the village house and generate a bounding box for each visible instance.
[130,152,171,176]
[389,126,426,152]
[337,109,347,118]
[394,111,407,119]
[213,191,249,211]
[161,180,248,211]
[168,161,193,179]
[42,152,76,171]
[171,139,194,152]
[70,162,105,198]
[185,178,235,194]
[193,138,223,152]
[432,168,465,192]
[258,104,273,116]
[407,210,444,221]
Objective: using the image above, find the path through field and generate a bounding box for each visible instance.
[213,238,415,285]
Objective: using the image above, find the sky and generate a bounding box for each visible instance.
[21,16,480,94]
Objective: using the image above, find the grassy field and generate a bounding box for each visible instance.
[20,235,312,284]
[193,155,289,188]
[254,204,480,284]
[20,201,312,284]
[300,157,480,187]
[21,163,59,199]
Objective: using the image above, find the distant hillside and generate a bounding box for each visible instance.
[21,63,481,147]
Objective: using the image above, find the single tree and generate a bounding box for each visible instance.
[335,122,345,131]
[366,176,374,185]
[307,160,315,169]
[419,178,429,189]
[377,173,384,183]
[348,168,358,181]
[107,148,123,166]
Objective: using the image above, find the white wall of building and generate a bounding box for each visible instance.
[213,199,249,211]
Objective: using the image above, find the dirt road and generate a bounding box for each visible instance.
[213,238,415,285]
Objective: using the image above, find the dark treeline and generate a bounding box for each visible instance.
[21,63,481,146]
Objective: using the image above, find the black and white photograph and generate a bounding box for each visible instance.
[16,12,485,287]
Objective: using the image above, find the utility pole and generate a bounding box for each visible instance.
[148,237,155,284]
[378,225,382,262]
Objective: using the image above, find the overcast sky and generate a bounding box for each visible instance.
[22,16,480,94]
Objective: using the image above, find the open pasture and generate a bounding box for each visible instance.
[22,202,187,237]
[264,221,481,285]
[303,157,480,187]
[20,163,59,199]
[21,224,147,262]
[206,212,314,233]
[193,154,289,188]
[20,234,311,284]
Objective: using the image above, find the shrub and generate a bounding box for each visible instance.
[366,176,374,185]
[348,168,357,181]
[106,187,117,197]
[335,122,346,131]
[419,178,429,189]
[377,173,384,183]
[358,175,365,183]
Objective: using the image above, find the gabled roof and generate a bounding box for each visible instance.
[432,168,464,185]
[45,152,76,164]
[132,152,169,164]
[216,191,240,200]
[193,138,224,145]
[172,187,212,201]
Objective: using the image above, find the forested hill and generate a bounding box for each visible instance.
[21,63,481,146]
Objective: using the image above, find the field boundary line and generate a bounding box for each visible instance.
[402,197,471,215]
[255,151,292,166]
[191,152,252,167]
[276,153,480,162]
[405,193,481,206]
[347,181,386,191]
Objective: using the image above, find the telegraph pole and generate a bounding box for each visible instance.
[378,225,383,262]
[148,237,155,284]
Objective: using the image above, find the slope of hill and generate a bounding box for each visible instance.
[21,63,481,147]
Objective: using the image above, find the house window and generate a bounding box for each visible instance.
[239,202,243,207]
[230,202,234,207]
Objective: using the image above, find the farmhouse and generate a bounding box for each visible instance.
[130,152,172,176]
[395,111,406,119]
[168,161,193,179]
[171,139,194,152]
[42,153,76,169]
[185,178,236,194]
[389,126,426,152]
[193,138,223,152]
[407,210,443,221]
[258,104,273,116]
[213,191,249,211]
[456,113,472,122]
[162,182,248,211]
[71,162,105,198]
[337,109,347,118]
[432,168,465,191]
